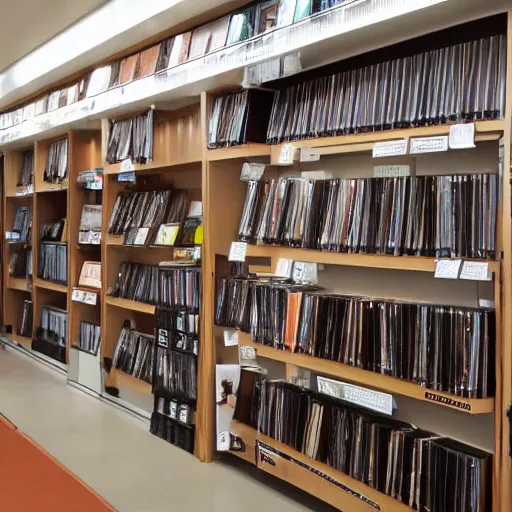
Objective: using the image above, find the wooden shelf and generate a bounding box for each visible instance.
[207,143,271,161]
[268,119,505,163]
[235,332,493,414]
[35,181,68,194]
[105,296,156,315]
[104,159,201,175]
[34,278,68,294]
[246,244,501,276]
[8,277,30,292]
[109,368,152,396]
[229,420,413,512]
[4,332,32,351]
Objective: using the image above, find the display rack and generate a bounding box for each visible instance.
[202,17,512,511]
[0,6,511,512]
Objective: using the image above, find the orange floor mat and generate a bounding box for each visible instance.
[0,414,115,511]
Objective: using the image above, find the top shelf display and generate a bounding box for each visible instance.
[207,34,506,155]
[102,105,202,174]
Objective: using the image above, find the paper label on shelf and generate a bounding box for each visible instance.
[300,170,332,180]
[120,158,135,172]
[449,123,476,149]
[317,376,394,416]
[275,258,293,278]
[15,184,33,196]
[229,241,247,262]
[373,165,411,178]
[117,171,136,183]
[300,148,320,162]
[372,139,408,158]
[158,328,169,348]
[478,299,495,308]
[5,231,20,240]
[78,231,92,244]
[409,136,449,154]
[278,144,295,165]
[72,289,98,305]
[239,346,258,367]
[187,201,202,217]
[90,232,101,245]
[241,162,266,181]
[223,330,239,347]
[460,261,492,281]
[217,431,231,451]
[293,262,318,284]
[434,259,462,279]
[133,227,149,246]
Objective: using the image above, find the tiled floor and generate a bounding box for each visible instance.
[0,347,335,512]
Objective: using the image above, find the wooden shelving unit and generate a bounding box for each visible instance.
[101,103,206,425]
[1,10,512,512]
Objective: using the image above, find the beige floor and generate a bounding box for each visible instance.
[0,347,335,512]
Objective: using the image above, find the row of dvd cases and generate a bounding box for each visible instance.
[1,13,512,512]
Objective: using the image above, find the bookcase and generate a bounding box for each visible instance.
[0,7,512,512]
[202,16,512,512]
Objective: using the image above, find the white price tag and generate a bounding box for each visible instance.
[478,299,495,308]
[275,258,293,278]
[239,346,258,367]
[434,259,462,279]
[223,330,239,347]
[293,262,318,284]
[72,289,98,305]
[317,376,394,416]
[409,136,449,154]
[240,162,266,181]
[373,165,411,178]
[373,139,408,158]
[217,431,231,451]
[300,148,320,163]
[278,144,295,165]
[449,123,476,149]
[460,261,491,281]
[187,201,202,217]
[120,158,135,172]
[5,231,20,241]
[229,241,247,262]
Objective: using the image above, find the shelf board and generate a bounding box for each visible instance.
[229,420,413,512]
[8,277,31,292]
[268,119,505,163]
[4,332,32,351]
[105,296,156,315]
[106,234,170,248]
[110,368,152,396]
[245,244,500,276]
[34,279,68,294]
[234,333,493,414]
[207,144,271,161]
[104,159,201,175]
[35,181,68,193]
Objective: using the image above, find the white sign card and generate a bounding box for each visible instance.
[120,158,135,172]
[223,330,239,347]
[317,376,395,416]
[409,136,449,154]
[240,162,266,181]
[229,241,247,262]
[434,259,462,279]
[71,289,98,306]
[373,139,408,158]
[449,123,476,149]
[460,261,492,281]
[275,258,293,278]
[278,144,296,165]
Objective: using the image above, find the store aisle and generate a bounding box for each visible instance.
[0,348,333,512]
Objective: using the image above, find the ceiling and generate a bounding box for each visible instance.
[0,0,108,72]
